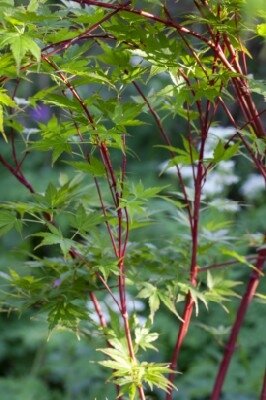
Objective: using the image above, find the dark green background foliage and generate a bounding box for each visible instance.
[0,0,265,399]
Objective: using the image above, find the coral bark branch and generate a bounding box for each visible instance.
[210,248,266,400]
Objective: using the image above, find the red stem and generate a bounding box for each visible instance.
[89,292,107,328]
[260,370,266,400]
[165,293,194,400]
[0,154,35,193]
[210,248,266,400]
[166,114,208,400]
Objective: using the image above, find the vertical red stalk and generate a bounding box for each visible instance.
[210,248,266,400]
[260,370,266,400]
[165,294,194,399]
[89,292,107,328]
[166,115,208,400]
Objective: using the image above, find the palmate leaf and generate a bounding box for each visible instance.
[34,178,83,212]
[32,224,75,257]
[204,271,242,311]
[39,94,81,111]
[46,299,88,332]
[159,289,183,321]
[212,140,240,163]
[177,282,208,316]
[0,31,40,72]
[138,282,183,322]
[137,283,160,322]
[120,181,167,223]
[156,139,199,165]
[0,210,22,236]
[98,338,177,399]
[9,269,44,294]
[70,204,103,234]
[65,158,106,177]
[134,326,159,352]
[31,115,73,163]
[112,103,145,127]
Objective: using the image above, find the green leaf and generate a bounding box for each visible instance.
[0,89,17,107]
[33,225,75,257]
[0,210,22,235]
[40,94,80,111]
[8,33,40,72]
[134,326,159,352]
[0,104,7,142]
[189,287,208,316]
[47,300,88,332]
[65,158,106,177]
[213,140,239,162]
[138,283,160,321]
[204,273,242,308]
[207,270,214,290]
[156,140,199,165]
[0,0,14,6]
[159,290,183,321]
[257,23,266,37]
[27,0,46,12]
[221,249,257,271]
[31,116,73,163]
[98,339,177,394]
[248,78,266,99]
[70,204,103,234]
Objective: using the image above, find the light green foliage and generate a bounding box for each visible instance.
[0,210,22,235]
[98,338,176,398]
[212,141,240,163]
[257,23,266,36]
[0,88,17,140]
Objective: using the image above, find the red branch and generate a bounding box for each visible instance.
[0,154,34,193]
[210,247,266,400]
[260,370,266,400]
[166,124,208,400]
[89,292,107,328]
[166,293,194,400]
